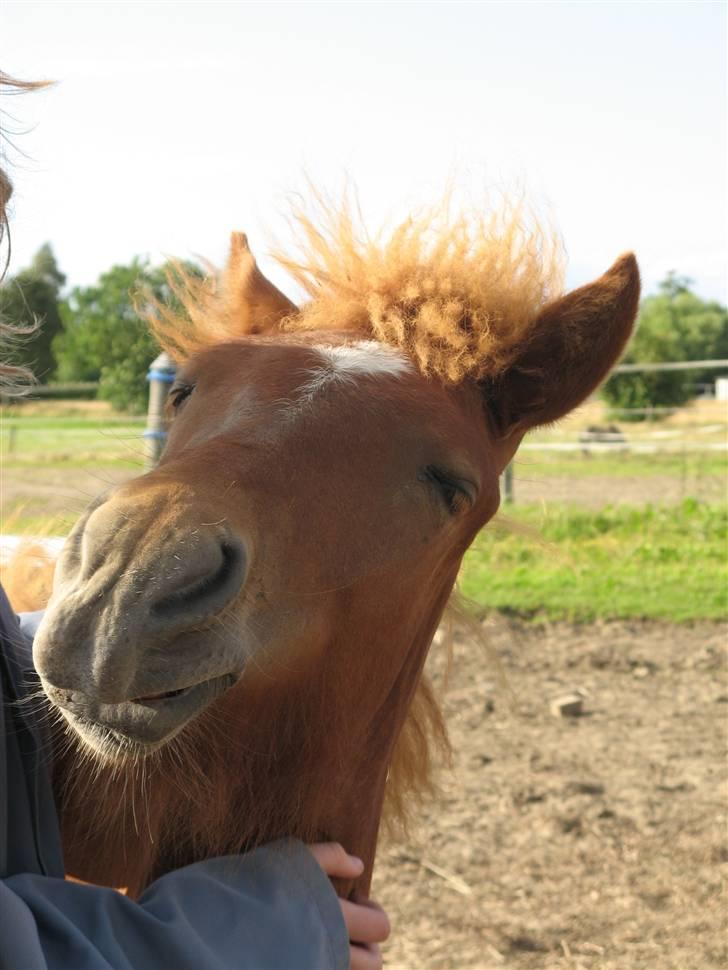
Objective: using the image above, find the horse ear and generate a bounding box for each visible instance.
[225,232,297,334]
[486,253,640,437]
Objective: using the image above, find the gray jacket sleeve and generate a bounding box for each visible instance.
[0,841,349,970]
[1,601,349,970]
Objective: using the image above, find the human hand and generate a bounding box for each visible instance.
[308,842,390,970]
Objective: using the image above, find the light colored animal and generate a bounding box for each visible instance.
[32,199,639,898]
[1,541,55,613]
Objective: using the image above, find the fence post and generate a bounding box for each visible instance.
[144,352,176,470]
[501,462,514,504]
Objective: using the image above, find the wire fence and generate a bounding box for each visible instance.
[500,398,726,506]
[1,361,726,519]
[496,361,728,504]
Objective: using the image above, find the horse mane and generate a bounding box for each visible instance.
[145,194,565,383]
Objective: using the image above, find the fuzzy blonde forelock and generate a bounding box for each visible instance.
[145,193,566,384]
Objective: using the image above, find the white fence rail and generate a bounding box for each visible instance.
[613,359,728,373]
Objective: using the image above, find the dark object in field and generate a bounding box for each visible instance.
[579,424,628,455]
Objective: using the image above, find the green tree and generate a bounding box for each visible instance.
[602,273,728,417]
[31,242,67,290]
[0,243,66,381]
[54,259,199,412]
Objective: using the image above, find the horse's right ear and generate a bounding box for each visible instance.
[224,232,298,334]
[485,253,640,440]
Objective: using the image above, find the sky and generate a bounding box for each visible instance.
[2,0,726,304]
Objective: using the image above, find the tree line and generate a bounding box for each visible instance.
[1,244,727,415]
[602,272,728,415]
[0,245,197,412]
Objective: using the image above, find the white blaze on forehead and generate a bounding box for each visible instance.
[185,340,413,446]
[312,340,412,380]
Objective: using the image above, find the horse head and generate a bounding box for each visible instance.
[33,204,639,894]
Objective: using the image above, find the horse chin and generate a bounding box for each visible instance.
[61,709,170,765]
[48,672,238,766]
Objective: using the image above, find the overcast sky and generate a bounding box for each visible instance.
[2,1,726,303]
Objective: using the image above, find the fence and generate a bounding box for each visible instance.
[1,359,726,516]
[500,408,726,506]
[498,360,728,504]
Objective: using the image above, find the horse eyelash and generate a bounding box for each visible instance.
[169,382,196,410]
[421,466,472,516]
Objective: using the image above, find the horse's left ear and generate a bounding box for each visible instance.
[486,253,640,438]
[225,232,298,334]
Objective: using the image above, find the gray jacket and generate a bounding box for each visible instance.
[0,590,348,969]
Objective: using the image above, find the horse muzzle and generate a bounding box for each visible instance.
[43,670,237,758]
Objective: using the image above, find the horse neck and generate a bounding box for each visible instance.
[310,573,458,895]
[53,575,456,898]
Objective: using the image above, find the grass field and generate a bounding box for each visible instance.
[514,449,726,479]
[2,398,726,624]
[3,411,725,474]
[460,500,727,623]
[1,414,145,466]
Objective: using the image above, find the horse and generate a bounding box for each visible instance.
[30,199,639,899]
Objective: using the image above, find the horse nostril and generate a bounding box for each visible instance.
[152,540,246,621]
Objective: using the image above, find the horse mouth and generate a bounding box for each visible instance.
[132,685,195,703]
[128,671,237,710]
[49,672,237,759]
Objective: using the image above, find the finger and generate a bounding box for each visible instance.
[308,842,364,880]
[340,898,391,945]
[350,943,382,970]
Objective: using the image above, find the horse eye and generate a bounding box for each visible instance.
[421,466,472,516]
[169,382,195,410]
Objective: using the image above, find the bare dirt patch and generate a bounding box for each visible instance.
[511,471,725,507]
[0,465,138,525]
[555,398,727,433]
[376,619,726,969]
[2,400,120,419]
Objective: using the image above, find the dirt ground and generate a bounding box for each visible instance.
[0,465,139,526]
[2,401,725,968]
[375,618,727,970]
[509,469,725,507]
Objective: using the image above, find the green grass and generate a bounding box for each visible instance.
[514,450,727,479]
[5,499,724,624]
[460,499,728,623]
[2,413,725,479]
[1,416,145,430]
[2,410,726,624]
[0,417,146,465]
[1,455,142,470]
